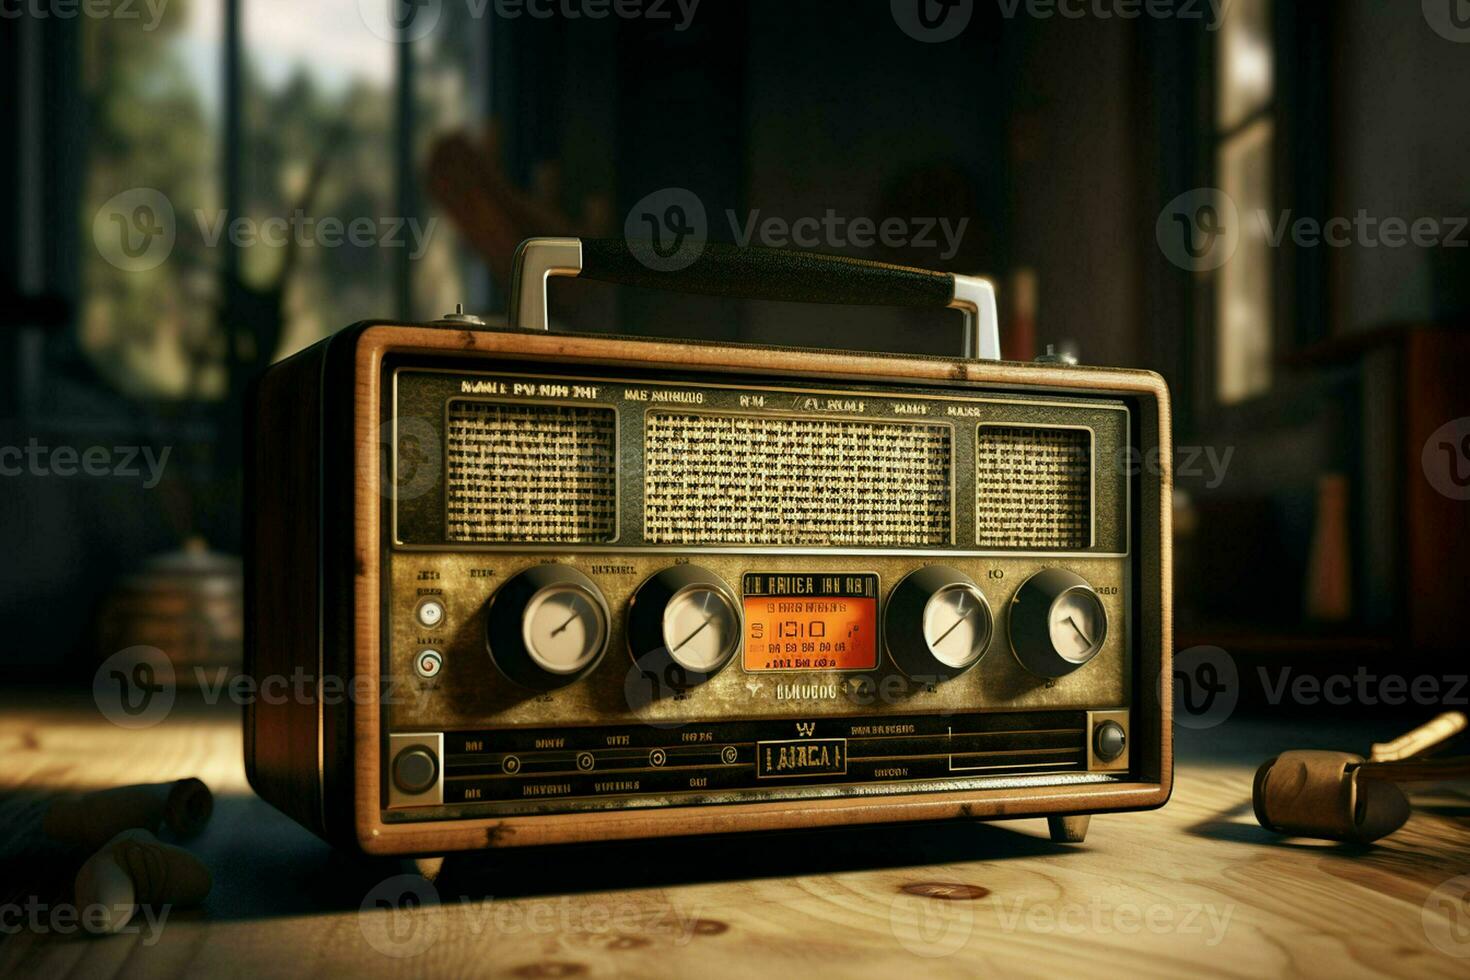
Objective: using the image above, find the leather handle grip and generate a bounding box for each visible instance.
[508,237,1000,360]
[580,239,956,308]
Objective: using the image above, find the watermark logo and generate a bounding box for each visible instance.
[95,189,438,272]
[1117,444,1234,489]
[994,0,1230,30]
[891,0,973,43]
[94,188,176,273]
[93,646,176,730]
[1169,645,1238,730]
[0,0,169,30]
[1423,874,1470,957]
[364,415,443,503]
[889,885,981,958]
[1423,0,1470,44]
[622,657,694,726]
[360,0,700,40]
[1258,210,1468,250]
[0,896,169,944]
[0,440,171,487]
[358,879,704,957]
[992,896,1233,945]
[1422,417,1470,500]
[360,875,443,958]
[1157,188,1239,272]
[358,0,444,42]
[625,187,708,272]
[623,188,971,271]
[1256,667,1467,709]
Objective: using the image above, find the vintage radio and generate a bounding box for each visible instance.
[245,238,1172,856]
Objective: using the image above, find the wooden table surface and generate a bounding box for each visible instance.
[1,691,1467,979]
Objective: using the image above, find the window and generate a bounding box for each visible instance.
[79,2,478,400]
[81,3,222,398]
[1214,0,1274,405]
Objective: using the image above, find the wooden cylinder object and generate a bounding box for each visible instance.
[1253,751,1410,844]
[73,829,213,934]
[43,778,213,852]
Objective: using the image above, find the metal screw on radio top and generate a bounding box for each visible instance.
[437,303,486,326]
[1034,343,1079,366]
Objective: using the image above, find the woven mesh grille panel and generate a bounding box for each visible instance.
[975,426,1091,549]
[446,401,616,542]
[644,413,952,545]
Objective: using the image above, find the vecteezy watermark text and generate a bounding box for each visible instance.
[1116,444,1234,489]
[994,0,1230,30]
[357,0,700,44]
[729,210,969,261]
[358,875,705,959]
[0,440,170,488]
[1258,667,1469,708]
[93,647,423,730]
[0,897,169,945]
[93,188,440,273]
[623,187,971,272]
[1158,188,1470,272]
[194,209,437,259]
[0,0,169,30]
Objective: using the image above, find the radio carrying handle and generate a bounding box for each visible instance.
[508,237,1001,361]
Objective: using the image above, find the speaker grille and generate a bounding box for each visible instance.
[975,425,1091,549]
[644,413,952,546]
[446,401,616,543]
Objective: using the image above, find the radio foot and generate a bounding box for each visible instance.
[413,856,445,881]
[1047,815,1090,843]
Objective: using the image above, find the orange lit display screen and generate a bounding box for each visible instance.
[742,573,879,672]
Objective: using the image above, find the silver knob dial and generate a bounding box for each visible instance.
[1008,568,1108,678]
[627,565,742,688]
[485,565,610,690]
[884,566,993,681]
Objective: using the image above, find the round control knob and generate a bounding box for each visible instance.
[884,566,993,682]
[627,565,742,688]
[1008,568,1108,678]
[1094,720,1127,762]
[485,565,610,690]
[392,746,439,796]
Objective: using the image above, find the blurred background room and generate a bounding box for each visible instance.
[2,0,1468,709]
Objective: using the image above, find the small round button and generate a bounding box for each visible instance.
[416,598,445,629]
[414,649,444,679]
[1094,721,1127,762]
[392,747,439,795]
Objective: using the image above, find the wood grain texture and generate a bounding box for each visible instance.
[2,697,1467,979]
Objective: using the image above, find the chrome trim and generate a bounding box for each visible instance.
[508,237,583,331]
[949,274,1001,361]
